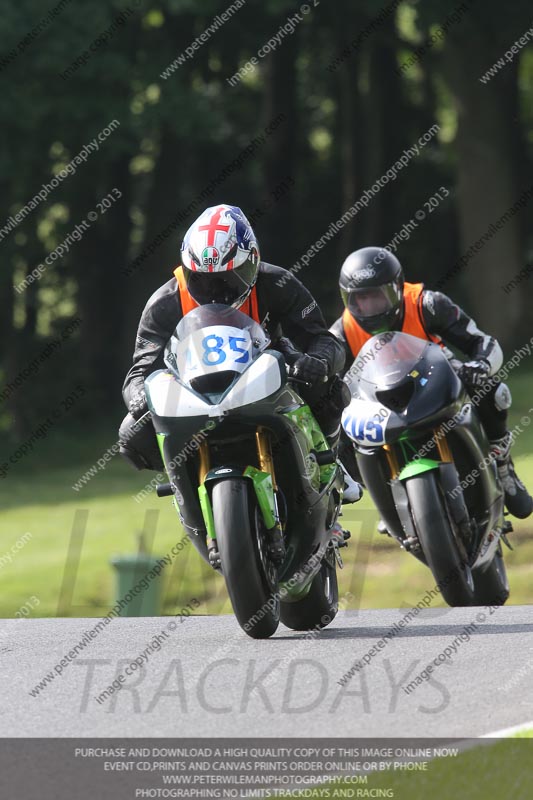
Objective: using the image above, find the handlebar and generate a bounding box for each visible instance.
[286,366,311,387]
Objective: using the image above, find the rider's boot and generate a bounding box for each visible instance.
[490,431,533,519]
[339,460,363,504]
[326,427,363,503]
[330,428,364,504]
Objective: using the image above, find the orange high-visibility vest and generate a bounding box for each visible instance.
[173,265,260,322]
[342,281,442,357]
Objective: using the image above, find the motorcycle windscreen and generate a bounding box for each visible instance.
[164,304,270,389]
[354,331,432,392]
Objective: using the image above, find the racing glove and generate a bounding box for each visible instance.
[275,336,302,367]
[458,359,490,388]
[128,388,149,420]
[293,354,328,383]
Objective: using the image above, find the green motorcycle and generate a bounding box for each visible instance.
[145,303,345,638]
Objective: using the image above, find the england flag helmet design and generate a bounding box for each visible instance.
[180,204,261,308]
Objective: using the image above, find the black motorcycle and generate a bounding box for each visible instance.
[342,331,510,606]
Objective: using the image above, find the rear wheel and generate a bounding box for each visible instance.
[406,471,475,606]
[472,545,509,605]
[280,551,338,631]
[212,478,279,638]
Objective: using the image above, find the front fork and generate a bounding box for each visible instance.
[197,441,220,567]
[383,426,454,481]
[198,426,286,567]
[255,427,285,562]
[385,426,472,557]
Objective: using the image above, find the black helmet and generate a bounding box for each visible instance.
[339,247,404,334]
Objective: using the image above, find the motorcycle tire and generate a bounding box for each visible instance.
[406,471,475,606]
[472,545,509,606]
[280,552,338,631]
[212,478,279,638]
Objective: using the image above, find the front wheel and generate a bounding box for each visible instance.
[280,552,338,631]
[472,545,509,606]
[212,478,279,638]
[406,471,475,606]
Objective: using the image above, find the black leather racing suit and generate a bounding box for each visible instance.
[330,289,509,476]
[119,262,347,470]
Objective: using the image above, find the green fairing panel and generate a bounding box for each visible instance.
[284,405,328,450]
[284,405,335,485]
[398,458,441,480]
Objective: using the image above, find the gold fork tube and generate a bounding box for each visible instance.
[434,429,453,462]
[198,441,211,484]
[256,426,277,491]
[383,444,400,480]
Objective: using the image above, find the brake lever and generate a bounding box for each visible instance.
[287,372,312,388]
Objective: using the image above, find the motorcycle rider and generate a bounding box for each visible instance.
[119,204,362,522]
[330,246,533,520]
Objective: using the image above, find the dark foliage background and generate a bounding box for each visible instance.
[1,0,532,438]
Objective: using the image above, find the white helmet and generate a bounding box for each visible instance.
[180,204,260,307]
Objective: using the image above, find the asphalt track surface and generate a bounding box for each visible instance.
[3,606,533,737]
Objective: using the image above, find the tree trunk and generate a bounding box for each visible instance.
[261,20,299,266]
[76,154,134,405]
[442,27,528,346]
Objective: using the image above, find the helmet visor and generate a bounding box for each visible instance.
[183,259,258,307]
[342,281,402,320]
